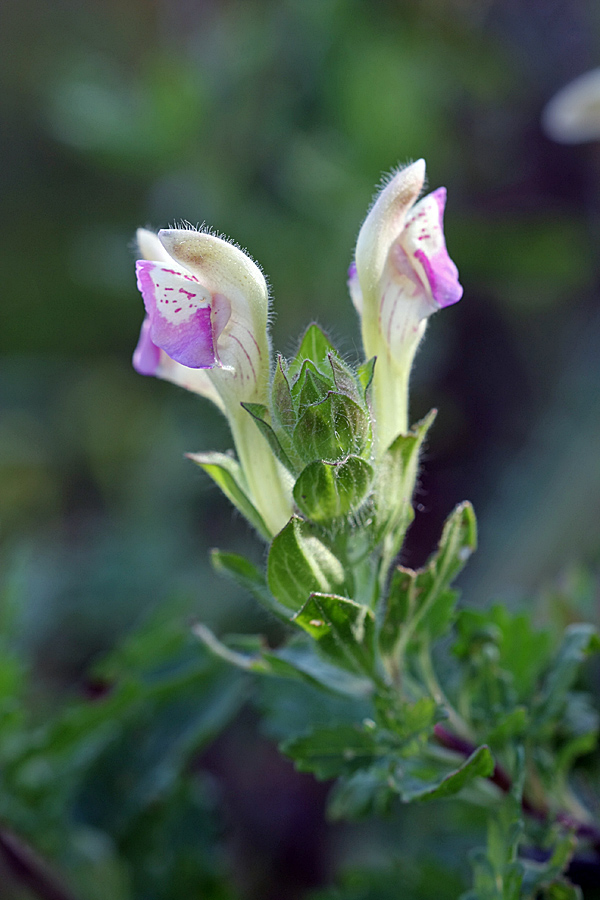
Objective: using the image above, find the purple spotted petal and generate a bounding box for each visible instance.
[402,187,463,309]
[136,260,217,369]
[133,316,161,376]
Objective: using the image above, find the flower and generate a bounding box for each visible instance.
[349,159,462,451]
[543,68,600,144]
[133,227,270,405]
[132,227,292,536]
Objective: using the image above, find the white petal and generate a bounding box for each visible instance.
[543,68,600,143]
[136,228,172,263]
[355,160,426,296]
[157,229,270,400]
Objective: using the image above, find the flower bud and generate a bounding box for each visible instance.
[351,160,462,451]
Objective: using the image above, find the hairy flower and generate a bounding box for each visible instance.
[350,159,462,450]
[132,227,292,536]
[133,227,270,406]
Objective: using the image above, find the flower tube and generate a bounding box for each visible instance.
[349,160,463,452]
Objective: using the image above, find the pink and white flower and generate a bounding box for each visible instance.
[132,227,293,536]
[350,159,462,450]
[133,226,270,407]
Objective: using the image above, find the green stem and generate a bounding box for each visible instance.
[229,407,293,537]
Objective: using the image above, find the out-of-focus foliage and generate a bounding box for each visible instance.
[2,0,600,897]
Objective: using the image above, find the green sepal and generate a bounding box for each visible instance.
[293,456,374,522]
[187,451,270,540]
[293,392,371,463]
[241,402,295,472]
[291,359,333,409]
[288,323,336,379]
[328,353,362,405]
[210,549,291,621]
[294,593,377,678]
[267,516,348,610]
[373,409,436,551]
[380,501,477,657]
[271,355,296,436]
[357,356,376,400]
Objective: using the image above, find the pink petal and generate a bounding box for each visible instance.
[401,187,463,309]
[136,260,217,368]
[132,316,161,376]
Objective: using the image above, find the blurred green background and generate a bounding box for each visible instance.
[1,0,600,897]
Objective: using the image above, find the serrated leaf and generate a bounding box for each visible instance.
[327,760,398,820]
[485,707,529,748]
[294,593,377,677]
[288,323,336,379]
[210,549,290,621]
[293,392,370,463]
[261,640,373,697]
[380,501,477,657]
[293,456,373,522]
[241,402,295,472]
[187,451,270,539]
[282,724,378,779]
[534,624,600,728]
[267,517,348,610]
[400,744,494,802]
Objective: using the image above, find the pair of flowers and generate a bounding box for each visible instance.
[133,160,462,535]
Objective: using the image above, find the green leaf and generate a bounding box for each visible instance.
[400,744,494,802]
[488,606,553,701]
[210,549,290,621]
[485,707,528,748]
[261,640,373,697]
[293,456,374,522]
[241,402,295,472]
[380,501,477,657]
[267,517,348,610]
[282,724,378,779]
[293,392,370,463]
[193,623,270,673]
[327,761,398,820]
[534,624,600,728]
[373,409,436,551]
[294,593,376,677]
[288,323,336,379]
[187,451,270,539]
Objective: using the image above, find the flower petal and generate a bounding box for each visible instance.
[543,67,600,143]
[355,159,426,296]
[136,228,172,263]
[157,229,270,399]
[136,260,217,368]
[401,187,463,309]
[347,261,363,315]
[133,316,161,376]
